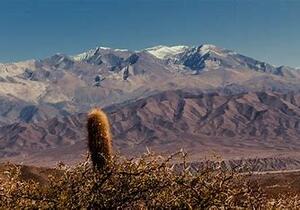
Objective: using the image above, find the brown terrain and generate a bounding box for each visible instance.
[2,89,300,170]
[1,162,300,199]
[0,44,300,170]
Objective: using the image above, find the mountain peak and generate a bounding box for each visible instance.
[197,44,230,57]
[144,45,189,59]
[198,44,218,50]
[72,46,129,62]
[72,47,100,61]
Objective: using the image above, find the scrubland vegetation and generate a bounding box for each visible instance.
[0,109,299,209]
[0,152,299,209]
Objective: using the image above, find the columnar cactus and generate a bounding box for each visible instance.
[87,108,112,169]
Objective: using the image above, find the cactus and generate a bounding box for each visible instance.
[87,108,112,169]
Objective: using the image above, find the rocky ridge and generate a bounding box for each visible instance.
[1,44,300,168]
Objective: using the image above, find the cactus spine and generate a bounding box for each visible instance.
[87,108,112,169]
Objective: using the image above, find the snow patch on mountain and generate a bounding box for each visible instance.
[72,46,129,62]
[72,48,99,61]
[198,44,227,57]
[145,45,190,59]
[199,44,217,53]
[114,48,129,52]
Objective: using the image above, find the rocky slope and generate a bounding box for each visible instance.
[2,90,300,167]
[1,44,300,167]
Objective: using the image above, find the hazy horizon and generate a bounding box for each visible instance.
[1,0,300,68]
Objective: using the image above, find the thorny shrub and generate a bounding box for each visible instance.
[0,151,299,209]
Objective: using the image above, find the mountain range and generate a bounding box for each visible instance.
[1,44,300,167]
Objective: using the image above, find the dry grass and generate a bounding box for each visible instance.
[0,151,299,209]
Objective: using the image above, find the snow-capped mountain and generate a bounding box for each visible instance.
[1,43,299,109]
[72,46,129,62]
[70,44,299,77]
[1,43,300,166]
[144,45,189,59]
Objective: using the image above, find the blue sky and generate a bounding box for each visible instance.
[0,0,299,67]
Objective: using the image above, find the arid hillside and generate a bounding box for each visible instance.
[1,44,300,167]
[2,89,300,169]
